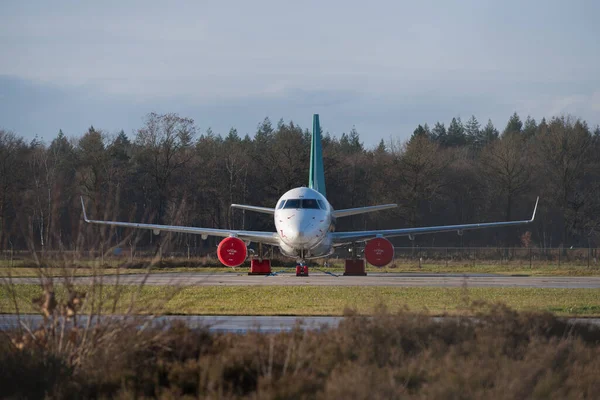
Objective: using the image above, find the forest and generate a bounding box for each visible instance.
[1,112,599,253]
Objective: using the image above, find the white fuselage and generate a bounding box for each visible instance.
[273,187,334,259]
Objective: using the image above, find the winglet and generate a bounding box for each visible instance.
[530,196,539,222]
[80,196,90,222]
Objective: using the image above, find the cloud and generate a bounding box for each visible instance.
[591,92,600,113]
[1,1,599,144]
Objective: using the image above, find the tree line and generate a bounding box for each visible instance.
[1,112,599,253]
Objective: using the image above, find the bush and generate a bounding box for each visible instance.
[2,304,600,399]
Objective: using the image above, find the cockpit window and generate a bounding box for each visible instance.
[283,199,301,209]
[301,199,320,209]
[277,200,286,209]
[317,200,327,210]
[281,199,322,209]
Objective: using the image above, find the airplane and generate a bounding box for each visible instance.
[81,114,538,276]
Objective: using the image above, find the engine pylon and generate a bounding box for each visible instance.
[249,258,271,275]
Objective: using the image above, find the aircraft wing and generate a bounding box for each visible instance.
[230,204,275,215]
[332,197,538,245]
[81,198,280,245]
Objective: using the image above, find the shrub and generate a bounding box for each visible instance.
[2,304,600,399]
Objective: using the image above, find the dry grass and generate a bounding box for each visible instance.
[2,304,600,399]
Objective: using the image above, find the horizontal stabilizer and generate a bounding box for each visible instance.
[333,204,398,218]
[230,204,275,215]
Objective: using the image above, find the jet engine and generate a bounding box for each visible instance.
[364,237,394,267]
[217,237,247,267]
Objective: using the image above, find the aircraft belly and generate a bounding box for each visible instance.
[277,235,332,259]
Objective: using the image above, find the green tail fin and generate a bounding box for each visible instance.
[309,114,326,197]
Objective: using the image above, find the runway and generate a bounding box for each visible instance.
[1,314,599,333]
[7,272,600,289]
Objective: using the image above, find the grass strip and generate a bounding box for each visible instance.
[1,284,599,317]
[2,262,600,278]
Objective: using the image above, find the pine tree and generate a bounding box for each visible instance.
[464,115,480,145]
[503,112,523,135]
[477,119,499,146]
[423,123,431,135]
[537,118,548,135]
[523,116,537,138]
[255,117,274,143]
[109,130,131,162]
[226,128,240,142]
[50,129,73,157]
[348,127,363,152]
[446,117,466,147]
[430,122,446,143]
[411,124,429,140]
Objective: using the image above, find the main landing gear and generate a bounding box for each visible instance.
[343,242,367,276]
[248,243,272,275]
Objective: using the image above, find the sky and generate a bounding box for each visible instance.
[1,0,599,147]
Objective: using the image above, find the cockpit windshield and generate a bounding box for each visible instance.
[301,199,320,209]
[281,199,323,209]
[283,199,301,209]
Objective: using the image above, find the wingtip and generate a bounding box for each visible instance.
[531,196,539,221]
[80,196,89,222]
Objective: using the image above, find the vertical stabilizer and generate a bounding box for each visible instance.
[309,114,326,197]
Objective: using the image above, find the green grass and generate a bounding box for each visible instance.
[2,260,600,278]
[0,266,234,277]
[2,284,600,316]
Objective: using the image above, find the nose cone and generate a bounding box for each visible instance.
[285,227,309,245]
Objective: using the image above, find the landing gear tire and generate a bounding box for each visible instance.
[295,250,309,276]
[295,264,309,277]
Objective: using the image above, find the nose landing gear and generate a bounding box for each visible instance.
[295,262,309,276]
[295,250,309,276]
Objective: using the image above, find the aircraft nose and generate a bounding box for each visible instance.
[285,227,308,244]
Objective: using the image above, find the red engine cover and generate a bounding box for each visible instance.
[217,237,247,267]
[364,238,394,267]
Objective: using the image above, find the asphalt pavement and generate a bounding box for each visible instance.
[1,314,599,333]
[6,272,600,289]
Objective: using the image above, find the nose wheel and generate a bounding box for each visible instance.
[295,262,309,277]
[295,251,309,276]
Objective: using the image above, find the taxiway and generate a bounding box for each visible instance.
[6,272,600,289]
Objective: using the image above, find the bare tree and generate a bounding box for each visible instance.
[536,116,594,246]
[479,132,531,222]
[134,113,196,225]
[394,135,450,228]
[0,130,28,247]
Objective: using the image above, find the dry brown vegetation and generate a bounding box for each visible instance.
[2,303,600,399]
